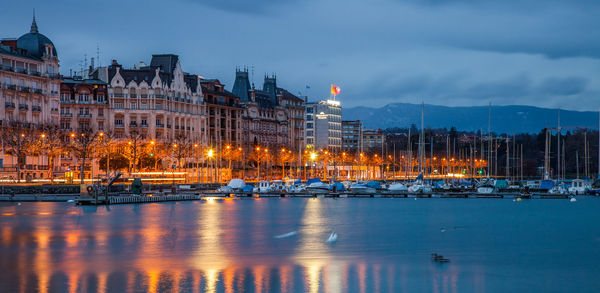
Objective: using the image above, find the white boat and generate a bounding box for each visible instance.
[476,185,495,194]
[549,184,567,194]
[270,180,287,192]
[409,181,432,194]
[227,179,245,190]
[307,182,330,192]
[253,181,273,193]
[387,182,408,192]
[568,179,589,195]
[350,183,376,194]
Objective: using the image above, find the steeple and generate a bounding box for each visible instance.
[30,9,38,33]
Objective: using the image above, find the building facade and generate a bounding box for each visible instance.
[92,55,205,143]
[201,78,243,148]
[305,100,342,152]
[0,16,61,180]
[342,120,362,153]
[362,129,385,153]
[232,70,304,150]
[59,77,108,132]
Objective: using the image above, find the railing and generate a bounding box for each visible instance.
[130,122,138,127]
[19,104,28,111]
[156,124,164,128]
[77,113,92,118]
[0,65,13,72]
[166,124,172,129]
[5,102,15,109]
[30,71,41,77]
[48,73,60,79]
[34,88,43,94]
[115,123,124,128]
[20,87,30,93]
[32,105,42,112]
[140,94,148,99]
[141,124,148,128]
[15,68,27,74]
[112,93,125,98]
[155,95,165,99]
[60,112,72,117]
[7,84,16,90]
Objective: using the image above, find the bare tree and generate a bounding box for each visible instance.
[173,133,192,170]
[38,123,65,183]
[1,121,35,182]
[97,130,117,176]
[69,127,99,184]
[125,130,145,174]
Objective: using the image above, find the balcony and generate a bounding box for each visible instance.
[77,113,92,118]
[141,124,148,128]
[48,73,60,79]
[0,65,14,72]
[5,102,15,110]
[60,112,72,118]
[20,87,31,93]
[32,105,42,112]
[166,124,172,129]
[34,88,43,94]
[30,71,41,77]
[112,93,125,98]
[19,104,28,111]
[115,123,124,128]
[155,95,165,99]
[15,68,27,74]
[130,122,138,127]
[129,94,138,99]
[7,84,16,91]
[140,94,148,99]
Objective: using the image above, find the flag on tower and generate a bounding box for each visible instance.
[331,84,341,95]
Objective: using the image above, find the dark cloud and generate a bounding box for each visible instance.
[183,0,303,14]
[536,76,588,96]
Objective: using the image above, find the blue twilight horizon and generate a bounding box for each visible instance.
[2,0,599,110]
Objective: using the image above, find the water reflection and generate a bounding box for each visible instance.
[3,199,599,292]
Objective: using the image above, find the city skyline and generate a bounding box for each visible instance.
[2,1,599,110]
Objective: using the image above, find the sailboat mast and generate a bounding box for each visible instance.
[557,109,561,180]
[488,102,491,178]
[420,102,425,175]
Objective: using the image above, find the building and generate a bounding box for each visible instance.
[342,120,362,154]
[305,99,342,152]
[59,77,108,132]
[362,129,385,153]
[0,15,61,180]
[232,69,304,150]
[200,78,243,148]
[92,55,205,143]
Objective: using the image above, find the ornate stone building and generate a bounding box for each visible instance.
[0,16,61,180]
[92,54,205,143]
[231,69,304,151]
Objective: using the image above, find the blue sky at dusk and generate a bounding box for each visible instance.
[3,0,599,109]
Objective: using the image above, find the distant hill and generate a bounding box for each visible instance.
[343,103,598,134]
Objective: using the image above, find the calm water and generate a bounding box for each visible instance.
[1,197,600,293]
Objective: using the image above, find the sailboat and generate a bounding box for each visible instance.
[408,103,433,194]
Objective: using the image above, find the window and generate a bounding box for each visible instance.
[98,109,103,117]
[98,121,104,130]
[78,93,89,102]
[307,123,313,129]
[97,94,105,103]
[307,108,314,113]
[115,118,123,126]
[141,119,147,126]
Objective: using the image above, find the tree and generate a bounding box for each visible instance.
[1,121,35,182]
[97,130,117,176]
[99,153,129,171]
[37,123,65,183]
[69,127,99,184]
[125,130,145,174]
[173,133,192,170]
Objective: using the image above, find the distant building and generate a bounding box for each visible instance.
[342,120,362,154]
[362,129,385,153]
[305,99,342,151]
[232,69,304,150]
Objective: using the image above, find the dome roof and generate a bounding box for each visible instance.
[16,15,57,59]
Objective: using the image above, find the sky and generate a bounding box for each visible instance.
[3,0,600,110]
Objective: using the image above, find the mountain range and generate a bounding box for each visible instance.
[343,103,599,134]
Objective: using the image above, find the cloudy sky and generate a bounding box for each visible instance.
[3,0,600,109]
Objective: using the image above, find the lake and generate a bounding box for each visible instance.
[1,197,599,292]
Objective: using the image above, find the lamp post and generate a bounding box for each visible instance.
[256,146,261,181]
[150,140,156,171]
[207,148,214,183]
